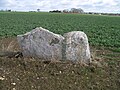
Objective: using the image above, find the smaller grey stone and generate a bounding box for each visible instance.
[63,31,91,64]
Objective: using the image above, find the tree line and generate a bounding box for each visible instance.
[49,8,84,13]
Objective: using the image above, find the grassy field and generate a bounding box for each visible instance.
[0,12,120,90]
[0,12,120,47]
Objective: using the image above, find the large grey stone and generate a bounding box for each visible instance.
[63,31,91,64]
[17,27,64,60]
[17,27,91,64]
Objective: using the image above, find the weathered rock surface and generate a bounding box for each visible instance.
[17,27,91,64]
[17,27,64,60]
[63,31,91,64]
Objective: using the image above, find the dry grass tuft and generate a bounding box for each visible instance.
[0,37,20,51]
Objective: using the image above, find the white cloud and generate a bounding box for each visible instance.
[0,0,120,13]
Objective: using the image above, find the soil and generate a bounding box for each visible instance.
[0,38,120,90]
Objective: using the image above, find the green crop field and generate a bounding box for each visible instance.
[0,12,120,48]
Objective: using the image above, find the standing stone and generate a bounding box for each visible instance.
[63,31,91,64]
[17,27,64,60]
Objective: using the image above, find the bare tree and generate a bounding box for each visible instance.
[70,8,84,13]
[63,9,69,13]
[37,9,40,12]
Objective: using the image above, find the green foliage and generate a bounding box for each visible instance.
[0,12,120,47]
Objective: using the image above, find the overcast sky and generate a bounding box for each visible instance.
[0,0,120,13]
